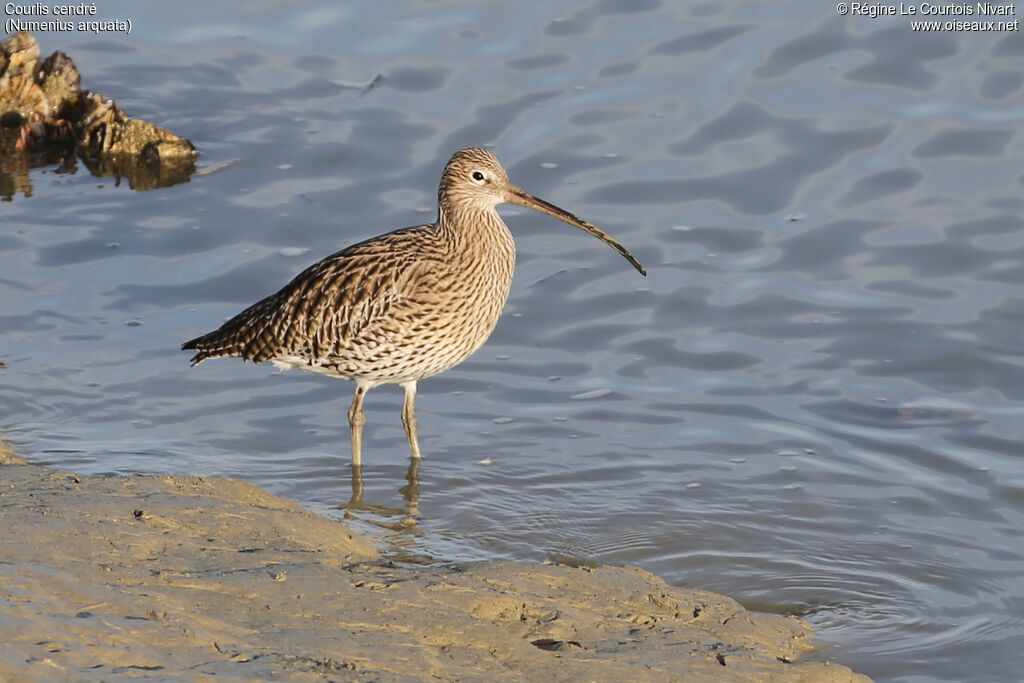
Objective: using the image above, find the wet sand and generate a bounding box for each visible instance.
[0,453,869,681]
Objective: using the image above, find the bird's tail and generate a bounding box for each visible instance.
[181,298,278,366]
[180,329,242,366]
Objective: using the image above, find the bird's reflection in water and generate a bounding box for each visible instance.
[339,458,421,532]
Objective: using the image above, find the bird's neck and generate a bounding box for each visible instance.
[435,203,516,300]
[437,204,514,254]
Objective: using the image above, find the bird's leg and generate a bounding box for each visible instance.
[348,384,368,466]
[400,380,422,459]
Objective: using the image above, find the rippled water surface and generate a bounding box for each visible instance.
[3,2,1023,680]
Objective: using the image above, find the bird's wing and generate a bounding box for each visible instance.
[244,225,441,363]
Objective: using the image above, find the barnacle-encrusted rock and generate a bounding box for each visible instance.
[0,31,196,196]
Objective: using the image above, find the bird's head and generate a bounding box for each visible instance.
[438,147,646,276]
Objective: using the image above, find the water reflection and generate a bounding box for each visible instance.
[335,458,439,566]
[340,459,421,530]
[0,141,72,200]
[0,135,197,198]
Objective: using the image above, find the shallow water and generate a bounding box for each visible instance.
[3,2,1023,680]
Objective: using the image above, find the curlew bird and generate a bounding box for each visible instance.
[182,148,645,465]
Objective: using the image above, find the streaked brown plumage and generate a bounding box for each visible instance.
[182,148,645,465]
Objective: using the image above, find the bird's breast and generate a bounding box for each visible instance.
[313,221,516,385]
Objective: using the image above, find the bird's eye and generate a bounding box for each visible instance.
[471,171,485,182]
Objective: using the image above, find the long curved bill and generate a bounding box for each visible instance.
[504,185,647,276]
